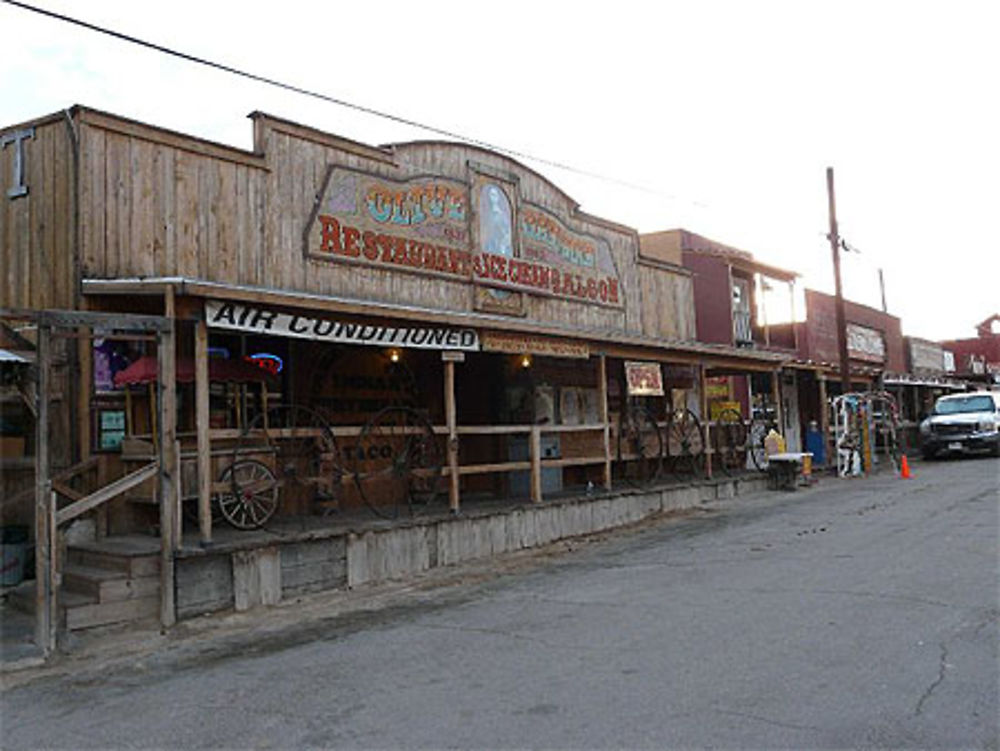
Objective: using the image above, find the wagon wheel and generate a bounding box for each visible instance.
[712,408,747,476]
[747,416,776,471]
[666,408,705,479]
[613,403,663,488]
[353,406,444,519]
[216,459,279,530]
[233,405,342,525]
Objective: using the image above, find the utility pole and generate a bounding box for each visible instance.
[827,167,852,395]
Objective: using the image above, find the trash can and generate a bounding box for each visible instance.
[0,524,29,586]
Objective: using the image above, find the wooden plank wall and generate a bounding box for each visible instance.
[0,116,75,310]
[70,110,695,342]
[77,115,267,284]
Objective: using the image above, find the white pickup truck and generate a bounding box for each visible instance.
[919,391,1000,459]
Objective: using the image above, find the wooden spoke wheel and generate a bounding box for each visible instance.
[231,405,342,526]
[666,409,705,479]
[747,417,776,471]
[217,459,279,530]
[353,406,444,519]
[712,408,748,475]
[615,404,663,488]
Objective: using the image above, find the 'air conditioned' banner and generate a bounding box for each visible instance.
[205,300,479,351]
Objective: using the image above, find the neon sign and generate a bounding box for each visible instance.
[246,352,284,375]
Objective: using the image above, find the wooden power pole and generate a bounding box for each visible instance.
[827,167,852,395]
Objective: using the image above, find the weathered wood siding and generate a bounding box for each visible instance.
[70,109,695,341]
[76,111,268,284]
[0,114,76,310]
[639,262,696,341]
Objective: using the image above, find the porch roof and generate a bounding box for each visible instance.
[83,276,790,372]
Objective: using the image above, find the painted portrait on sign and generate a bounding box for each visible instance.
[479,183,513,258]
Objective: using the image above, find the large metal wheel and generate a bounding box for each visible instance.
[712,408,747,476]
[353,406,444,519]
[666,409,705,478]
[615,403,663,488]
[216,459,279,530]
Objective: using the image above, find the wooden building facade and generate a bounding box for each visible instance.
[2,106,788,643]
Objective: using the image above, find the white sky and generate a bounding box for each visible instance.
[2,0,997,341]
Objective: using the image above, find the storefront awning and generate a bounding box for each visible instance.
[113,355,271,387]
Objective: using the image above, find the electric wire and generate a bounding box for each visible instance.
[2,0,701,205]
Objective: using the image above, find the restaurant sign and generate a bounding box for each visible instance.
[205,300,479,351]
[305,165,623,308]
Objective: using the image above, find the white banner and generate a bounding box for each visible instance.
[205,300,479,351]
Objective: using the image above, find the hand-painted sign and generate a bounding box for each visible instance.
[205,300,479,351]
[624,361,664,396]
[306,165,623,308]
[846,323,885,363]
[480,331,589,359]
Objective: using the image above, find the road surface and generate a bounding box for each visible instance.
[2,456,997,749]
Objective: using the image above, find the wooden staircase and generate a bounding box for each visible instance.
[9,535,160,631]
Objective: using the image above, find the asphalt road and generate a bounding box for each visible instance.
[2,456,998,749]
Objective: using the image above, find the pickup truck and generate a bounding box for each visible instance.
[919,391,1000,459]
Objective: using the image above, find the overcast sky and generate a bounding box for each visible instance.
[2,0,997,341]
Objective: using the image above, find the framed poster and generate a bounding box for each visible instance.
[624,361,664,396]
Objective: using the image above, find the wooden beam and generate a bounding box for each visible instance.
[54,462,158,525]
[158,288,177,628]
[772,369,784,434]
[195,319,212,544]
[818,373,830,467]
[34,324,52,655]
[444,359,459,514]
[598,354,612,490]
[51,480,84,502]
[700,362,712,479]
[530,427,542,503]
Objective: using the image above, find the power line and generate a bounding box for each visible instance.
[3,0,702,206]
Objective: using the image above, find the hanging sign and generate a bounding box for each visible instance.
[624,361,664,396]
[480,331,589,359]
[205,300,479,351]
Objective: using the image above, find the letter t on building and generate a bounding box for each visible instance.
[2,127,34,199]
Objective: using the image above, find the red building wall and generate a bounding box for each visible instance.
[799,290,905,373]
[682,251,733,345]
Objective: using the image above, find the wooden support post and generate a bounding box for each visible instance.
[157,289,177,628]
[772,370,784,433]
[195,319,212,545]
[125,387,133,437]
[34,323,53,655]
[818,373,830,467]
[530,426,542,503]
[444,359,460,513]
[700,362,712,480]
[148,383,158,451]
[96,454,108,540]
[77,328,92,461]
[598,354,612,490]
[174,439,183,551]
[48,488,58,652]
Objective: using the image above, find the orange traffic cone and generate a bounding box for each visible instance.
[900,454,911,479]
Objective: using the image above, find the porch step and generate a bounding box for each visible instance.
[67,535,160,578]
[8,536,162,631]
[62,564,160,602]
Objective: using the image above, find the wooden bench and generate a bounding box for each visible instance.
[766,452,814,490]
